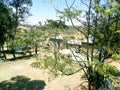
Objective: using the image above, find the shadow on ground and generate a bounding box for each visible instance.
[115,71,120,77]
[6,54,33,61]
[0,50,34,61]
[0,75,46,90]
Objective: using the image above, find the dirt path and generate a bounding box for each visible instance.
[0,57,120,90]
[0,59,48,81]
[0,58,86,90]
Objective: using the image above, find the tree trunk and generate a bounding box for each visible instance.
[35,47,37,54]
[88,80,92,90]
[1,45,6,60]
[12,48,16,59]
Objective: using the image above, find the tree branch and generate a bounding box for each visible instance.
[69,18,87,36]
[80,0,89,8]
[65,0,76,9]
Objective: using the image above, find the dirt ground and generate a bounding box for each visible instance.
[0,57,120,90]
[0,57,87,90]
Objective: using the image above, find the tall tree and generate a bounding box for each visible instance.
[8,0,32,23]
[5,0,32,58]
[41,19,68,31]
[52,0,120,89]
[7,0,32,40]
[0,2,16,59]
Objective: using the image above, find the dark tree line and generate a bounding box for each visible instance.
[0,0,32,59]
[0,2,16,59]
[40,19,68,31]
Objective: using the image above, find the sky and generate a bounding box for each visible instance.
[25,0,83,25]
[25,0,60,25]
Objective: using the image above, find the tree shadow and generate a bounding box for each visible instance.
[0,49,34,61]
[114,71,120,77]
[6,54,33,61]
[114,71,120,89]
[115,87,120,90]
[0,75,46,90]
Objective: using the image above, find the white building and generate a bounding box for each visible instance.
[50,35,63,49]
[82,35,93,45]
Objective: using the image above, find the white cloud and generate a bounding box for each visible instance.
[22,4,27,8]
[25,16,83,26]
[25,16,59,25]
[12,8,16,13]
[25,16,46,25]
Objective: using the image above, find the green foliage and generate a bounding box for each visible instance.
[41,19,68,31]
[54,0,120,89]
[61,7,82,19]
[8,0,32,22]
[14,26,46,47]
[86,59,118,89]
[94,0,120,56]
[31,53,79,76]
[112,54,120,61]
[0,3,16,46]
[30,1,120,89]
[95,62,118,76]
[86,59,118,77]
[94,6,105,12]
[31,61,41,69]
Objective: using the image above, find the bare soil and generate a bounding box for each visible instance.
[0,57,120,90]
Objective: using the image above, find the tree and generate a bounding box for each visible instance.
[41,19,68,31]
[56,0,120,89]
[5,0,32,43]
[94,0,120,58]
[26,27,45,54]
[0,2,16,59]
[30,0,120,89]
[23,26,46,54]
[7,0,32,23]
[4,0,32,58]
[39,0,120,89]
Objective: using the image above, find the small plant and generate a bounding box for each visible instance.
[112,54,120,61]
[31,51,80,77]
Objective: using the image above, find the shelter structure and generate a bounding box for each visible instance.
[82,35,94,48]
[82,35,93,44]
[67,39,82,48]
[50,35,63,49]
[66,39,82,53]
